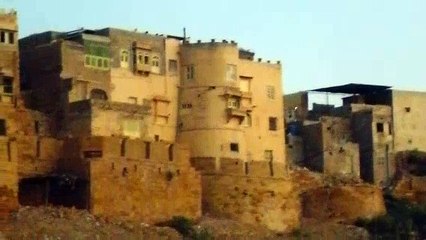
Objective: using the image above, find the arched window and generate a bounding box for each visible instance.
[90,89,108,100]
[121,50,129,62]
[152,56,160,67]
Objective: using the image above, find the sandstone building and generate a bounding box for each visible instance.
[20,30,286,173]
[284,83,426,186]
[0,13,295,232]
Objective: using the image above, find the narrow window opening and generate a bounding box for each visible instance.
[266,85,275,99]
[168,59,178,73]
[145,142,151,159]
[155,135,160,141]
[111,162,115,170]
[244,162,249,175]
[168,144,174,161]
[120,139,126,157]
[8,32,14,44]
[103,59,109,68]
[36,139,41,158]
[376,123,384,133]
[405,107,411,113]
[85,56,90,65]
[186,65,194,80]
[7,141,11,162]
[144,55,150,65]
[35,121,40,134]
[3,77,13,94]
[122,167,128,177]
[230,143,239,152]
[0,119,6,136]
[0,32,5,43]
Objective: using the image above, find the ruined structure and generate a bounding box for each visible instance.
[284,83,426,186]
[303,116,360,177]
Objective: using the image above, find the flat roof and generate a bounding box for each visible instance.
[309,83,391,94]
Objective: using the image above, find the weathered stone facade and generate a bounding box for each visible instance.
[303,116,360,178]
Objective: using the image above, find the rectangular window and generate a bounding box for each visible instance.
[3,77,13,94]
[145,142,151,159]
[227,98,240,109]
[186,65,194,80]
[85,56,91,65]
[152,56,160,67]
[181,103,192,109]
[0,32,5,43]
[388,123,392,135]
[144,55,150,65]
[226,64,237,81]
[35,121,40,134]
[0,119,6,136]
[230,143,239,152]
[128,97,137,104]
[269,117,277,131]
[103,59,109,68]
[8,32,14,44]
[169,59,178,73]
[266,85,275,99]
[376,123,384,133]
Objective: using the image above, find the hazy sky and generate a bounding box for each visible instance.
[1,0,426,93]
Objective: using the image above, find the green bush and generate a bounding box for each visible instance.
[167,216,195,236]
[354,195,426,239]
[192,228,214,240]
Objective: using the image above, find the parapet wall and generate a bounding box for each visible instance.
[59,136,202,223]
[191,157,287,178]
[17,136,63,178]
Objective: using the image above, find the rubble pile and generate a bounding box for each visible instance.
[4,206,181,240]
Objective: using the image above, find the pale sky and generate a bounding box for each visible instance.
[1,0,426,94]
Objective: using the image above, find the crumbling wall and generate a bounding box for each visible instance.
[17,136,63,178]
[67,100,150,139]
[302,122,324,172]
[351,104,394,185]
[320,117,360,177]
[302,185,386,222]
[201,174,300,233]
[393,175,426,204]
[0,138,18,228]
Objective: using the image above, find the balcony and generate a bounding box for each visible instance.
[135,63,151,73]
[226,107,246,123]
[222,87,242,98]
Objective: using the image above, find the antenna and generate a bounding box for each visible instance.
[183,27,187,42]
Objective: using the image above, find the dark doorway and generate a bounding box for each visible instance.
[19,176,89,209]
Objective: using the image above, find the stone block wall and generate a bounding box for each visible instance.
[17,136,63,178]
[302,185,386,222]
[201,174,300,233]
[50,137,202,223]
